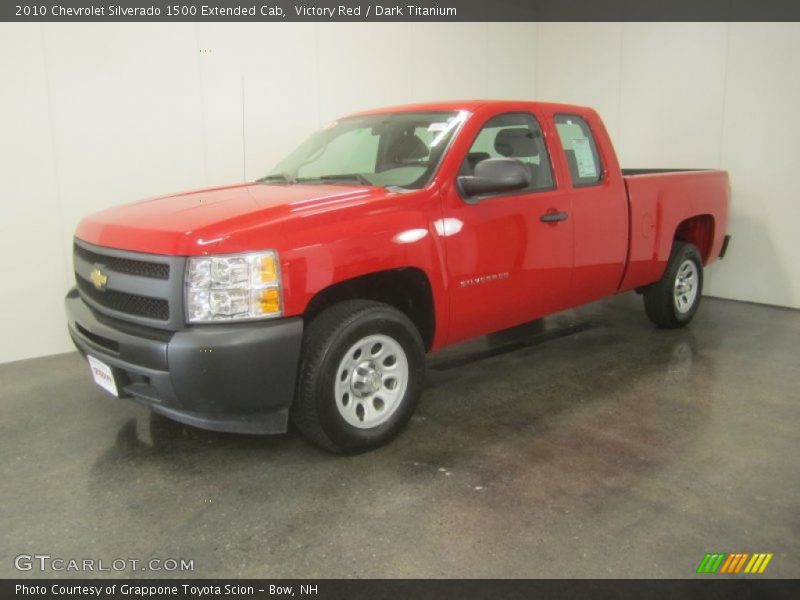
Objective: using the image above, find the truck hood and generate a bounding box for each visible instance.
[75,182,391,255]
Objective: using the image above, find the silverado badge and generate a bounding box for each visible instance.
[90,266,108,291]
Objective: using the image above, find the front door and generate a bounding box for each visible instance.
[442,111,573,345]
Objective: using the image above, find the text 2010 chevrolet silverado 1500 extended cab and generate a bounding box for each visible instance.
[65,100,730,453]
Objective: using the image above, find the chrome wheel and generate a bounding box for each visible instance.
[673,259,699,314]
[334,334,409,429]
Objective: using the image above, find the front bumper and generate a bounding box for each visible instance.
[65,288,303,434]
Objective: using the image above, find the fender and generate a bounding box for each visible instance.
[244,188,451,349]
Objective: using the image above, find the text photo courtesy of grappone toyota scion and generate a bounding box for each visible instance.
[65,100,731,453]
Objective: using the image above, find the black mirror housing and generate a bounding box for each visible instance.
[457,158,531,198]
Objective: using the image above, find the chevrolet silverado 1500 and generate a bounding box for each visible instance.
[65,100,730,453]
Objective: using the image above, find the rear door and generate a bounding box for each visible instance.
[441,110,573,344]
[552,112,628,305]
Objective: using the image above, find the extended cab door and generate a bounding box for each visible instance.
[551,112,628,305]
[441,110,573,344]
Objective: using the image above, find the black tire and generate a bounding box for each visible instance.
[643,241,704,329]
[291,300,425,454]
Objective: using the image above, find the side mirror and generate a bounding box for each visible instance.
[457,158,531,198]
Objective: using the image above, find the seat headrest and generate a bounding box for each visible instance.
[494,128,539,158]
[466,152,491,170]
[391,132,429,162]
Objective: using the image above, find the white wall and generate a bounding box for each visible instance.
[536,22,800,310]
[0,22,798,363]
[0,22,538,363]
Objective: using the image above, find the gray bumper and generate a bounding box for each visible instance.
[65,288,303,434]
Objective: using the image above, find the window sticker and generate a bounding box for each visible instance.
[571,137,598,179]
[427,122,447,132]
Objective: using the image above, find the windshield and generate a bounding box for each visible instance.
[264,110,467,189]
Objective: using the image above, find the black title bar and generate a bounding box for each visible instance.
[4,0,800,22]
[4,579,800,600]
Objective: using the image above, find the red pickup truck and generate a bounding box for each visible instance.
[66,100,730,453]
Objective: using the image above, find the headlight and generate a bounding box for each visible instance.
[185,251,282,323]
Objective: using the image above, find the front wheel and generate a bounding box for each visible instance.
[643,241,704,328]
[291,300,425,454]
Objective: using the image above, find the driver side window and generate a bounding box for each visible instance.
[459,112,554,192]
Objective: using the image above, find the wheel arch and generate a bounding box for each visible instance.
[302,268,437,351]
[673,214,715,264]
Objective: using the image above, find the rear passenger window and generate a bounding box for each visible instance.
[554,114,603,186]
[459,112,554,194]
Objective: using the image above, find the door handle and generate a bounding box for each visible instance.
[540,211,569,223]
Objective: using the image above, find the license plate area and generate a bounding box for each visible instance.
[87,355,120,397]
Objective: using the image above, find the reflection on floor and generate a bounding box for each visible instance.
[1,294,798,578]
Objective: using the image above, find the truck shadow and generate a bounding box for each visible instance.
[82,295,720,577]
[89,297,711,475]
[89,317,593,463]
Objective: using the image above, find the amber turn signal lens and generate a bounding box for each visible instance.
[258,254,278,283]
[259,288,280,314]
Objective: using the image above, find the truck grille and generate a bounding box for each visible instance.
[74,243,170,280]
[73,239,186,330]
[76,277,170,320]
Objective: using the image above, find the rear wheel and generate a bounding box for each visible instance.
[291,300,425,454]
[643,241,704,328]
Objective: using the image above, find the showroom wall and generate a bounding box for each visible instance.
[0,22,798,363]
[536,22,800,320]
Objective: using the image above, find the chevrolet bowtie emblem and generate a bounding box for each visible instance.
[90,266,108,291]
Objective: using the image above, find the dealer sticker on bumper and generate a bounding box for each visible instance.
[87,355,118,397]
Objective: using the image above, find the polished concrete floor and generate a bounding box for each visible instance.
[1,294,798,578]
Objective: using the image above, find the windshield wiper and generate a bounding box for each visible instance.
[295,173,374,186]
[256,173,296,184]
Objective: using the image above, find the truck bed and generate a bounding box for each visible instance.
[618,168,730,293]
